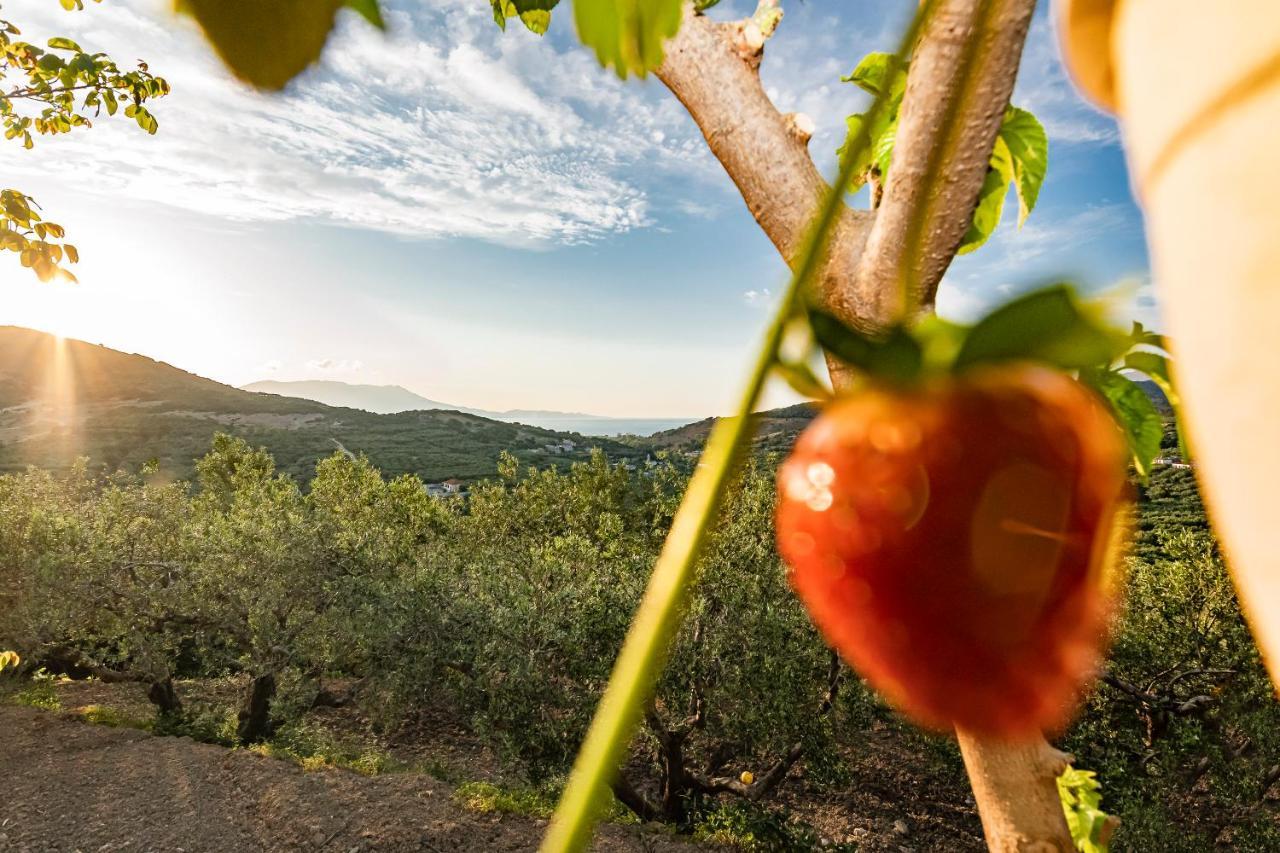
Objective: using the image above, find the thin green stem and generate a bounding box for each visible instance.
[541,5,937,850]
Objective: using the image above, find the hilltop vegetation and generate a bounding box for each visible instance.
[0,327,644,482]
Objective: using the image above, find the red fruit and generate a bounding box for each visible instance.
[776,364,1130,737]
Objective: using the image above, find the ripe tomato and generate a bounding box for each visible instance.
[776,364,1131,736]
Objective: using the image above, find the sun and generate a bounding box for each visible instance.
[3,277,85,340]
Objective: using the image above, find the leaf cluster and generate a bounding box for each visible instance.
[837,51,1047,251]
[1,1,170,283]
[800,284,1188,480]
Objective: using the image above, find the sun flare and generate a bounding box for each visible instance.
[4,279,85,341]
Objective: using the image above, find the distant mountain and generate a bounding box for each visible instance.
[242,379,692,437]
[0,327,644,482]
[243,380,479,416]
[649,403,820,453]
[1136,379,1172,415]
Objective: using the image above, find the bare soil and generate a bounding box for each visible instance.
[0,706,687,853]
[2,678,987,851]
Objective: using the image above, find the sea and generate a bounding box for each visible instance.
[495,416,694,437]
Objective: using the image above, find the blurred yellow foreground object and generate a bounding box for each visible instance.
[1057,0,1280,687]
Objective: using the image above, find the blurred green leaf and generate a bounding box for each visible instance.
[810,309,923,384]
[1083,369,1163,480]
[176,0,379,91]
[1123,350,1192,461]
[774,360,831,401]
[573,0,682,79]
[953,284,1126,372]
[1128,320,1166,351]
[343,0,384,29]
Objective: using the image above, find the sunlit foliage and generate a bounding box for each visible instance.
[1,0,169,282]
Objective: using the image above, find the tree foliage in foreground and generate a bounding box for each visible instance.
[1,439,1276,848]
[1,0,169,282]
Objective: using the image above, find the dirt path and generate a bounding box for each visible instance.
[0,707,685,852]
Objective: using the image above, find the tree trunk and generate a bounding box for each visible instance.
[147,677,183,715]
[236,672,276,744]
[655,1,1075,849]
[957,732,1074,852]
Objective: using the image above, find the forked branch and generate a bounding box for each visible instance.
[655,2,1070,850]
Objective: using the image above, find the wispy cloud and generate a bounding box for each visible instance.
[307,358,364,372]
[975,202,1139,273]
[1011,12,1121,146]
[10,0,718,247]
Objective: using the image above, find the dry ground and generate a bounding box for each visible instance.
[0,705,690,853]
[1,678,986,852]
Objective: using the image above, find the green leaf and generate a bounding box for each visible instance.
[343,0,384,29]
[47,37,82,52]
[491,0,560,35]
[1123,351,1178,409]
[1058,766,1112,853]
[958,135,1014,254]
[176,0,377,91]
[774,360,831,401]
[999,106,1048,226]
[872,117,897,177]
[573,0,683,79]
[1128,320,1166,351]
[842,52,907,99]
[953,284,1127,372]
[1123,350,1192,461]
[810,310,923,384]
[1083,369,1163,480]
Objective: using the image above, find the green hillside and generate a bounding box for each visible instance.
[0,327,644,482]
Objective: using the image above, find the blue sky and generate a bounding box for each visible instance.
[3,0,1152,417]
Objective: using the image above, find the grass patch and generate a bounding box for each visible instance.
[153,705,239,746]
[9,679,60,711]
[452,780,638,825]
[453,781,557,819]
[78,704,153,731]
[250,721,402,776]
[692,802,846,851]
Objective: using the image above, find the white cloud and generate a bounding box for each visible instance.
[307,358,364,372]
[743,288,772,304]
[8,0,720,247]
[979,202,1139,272]
[1011,13,1121,147]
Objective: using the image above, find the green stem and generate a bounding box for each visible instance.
[541,5,937,850]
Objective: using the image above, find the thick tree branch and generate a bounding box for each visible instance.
[656,3,872,340]
[957,732,1075,853]
[611,773,662,823]
[853,0,1036,321]
[656,2,1069,849]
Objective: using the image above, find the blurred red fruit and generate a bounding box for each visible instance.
[776,364,1131,737]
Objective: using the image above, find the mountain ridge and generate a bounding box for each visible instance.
[242,379,693,435]
[0,327,645,482]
